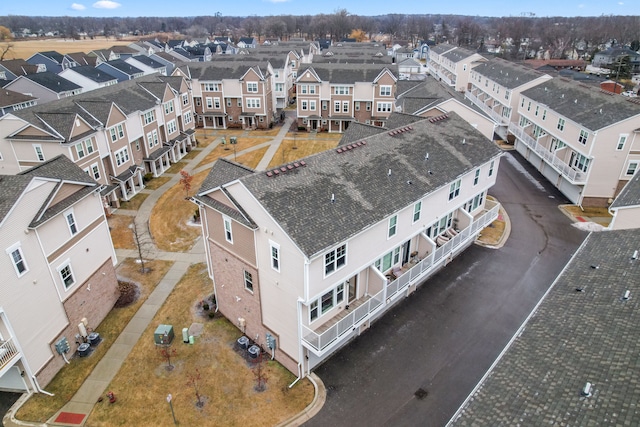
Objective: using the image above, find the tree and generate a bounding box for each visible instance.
[158,346,177,371]
[349,29,366,42]
[130,220,152,274]
[186,368,203,408]
[0,43,14,61]
[0,26,12,41]
[179,170,193,198]
[252,352,268,392]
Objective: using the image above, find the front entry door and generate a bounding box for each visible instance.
[348,276,357,303]
[402,240,411,265]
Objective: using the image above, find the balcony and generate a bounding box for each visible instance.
[301,201,500,355]
[509,124,587,184]
[0,338,19,371]
[465,91,508,125]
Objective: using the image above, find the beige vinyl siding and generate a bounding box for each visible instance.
[204,207,256,266]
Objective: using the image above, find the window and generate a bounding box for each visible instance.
[244,270,253,292]
[626,162,638,176]
[355,102,360,111]
[502,107,511,118]
[184,111,193,125]
[388,215,397,238]
[376,102,392,113]
[270,242,280,271]
[578,129,589,145]
[380,85,392,96]
[334,101,340,113]
[85,138,94,154]
[617,135,628,150]
[214,97,221,109]
[275,83,284,92]
[300,84,308,94]
[167,120,177,135]
[505,90,510,101]
[488,160,495,177]
[206,97,213,109]
[449,179,461,200]
[413,201,421,223]
[203,83,220,92]
[135,139,140,151]
[147,130,158,147]
[474,168,480,185]
[310,300,318,321]
[75,142,85,159]
[342,101,349,113]
[309,100,316,111]
[322,101,327,110]
[246,82,258,93]
[65,211,77,235]
[542,109,547,120]
[227,98,232,107]
[321,290,334,314]
[246,98,260,108]
[324,244,346,275]
[182,93,189,105]
[557,118,565,131]
[333,86,349,95]
[143,110,155,125]
[301,100,308,110]
[114,147,130,166]
[237,99,242,107]
[527,102,531,112]
[109,124,124,142]
[7,244,28,277]
[90,163,100,180]
[374,247,401,272]
[336,283,345,304]
[309,85,316,94]
[535,106,539,116]
[59,263,75,288]
[366,102,371,111]
[223,217,233,242]
[570,152,590,173]
[195,97,201,106]
[34,144,45,161]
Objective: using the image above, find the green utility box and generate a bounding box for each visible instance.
[154,324,174,345]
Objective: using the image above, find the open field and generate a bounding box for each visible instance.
[1,38,134,60]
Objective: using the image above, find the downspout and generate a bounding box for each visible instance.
[32,376,54,396]
[289,297,305,388]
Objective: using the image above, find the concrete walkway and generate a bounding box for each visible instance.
[5,119,325,427]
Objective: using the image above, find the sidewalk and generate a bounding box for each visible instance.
[5,119,326,427]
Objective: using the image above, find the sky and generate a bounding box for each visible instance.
[1,0,637,18]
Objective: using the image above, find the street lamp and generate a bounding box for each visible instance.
[167,393,177,425]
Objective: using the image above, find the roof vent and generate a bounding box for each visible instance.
[581,382,592,397]
[266,171,273,177]
[590,264,599,269]
[622,290,631,300]
[632,250,638,260]
[331,193,335,203]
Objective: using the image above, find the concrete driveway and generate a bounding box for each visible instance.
[304,151,587,427]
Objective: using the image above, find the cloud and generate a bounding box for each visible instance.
[93,0,122,9]
[267,0,290,3]
[578,3,584,8]
[618,1,624,4]
[71,3,86,10]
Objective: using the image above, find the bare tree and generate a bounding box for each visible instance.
[253,352,269,392]
[186,368,204,408]
[0,43,13,61]
[130,220,152,274]
[158,346,177,371]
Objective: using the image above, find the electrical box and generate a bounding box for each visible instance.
[182,328,189,343]
[266,333,276,350]
[230,136,237,144]
[154,325,174,345]
[55,337,70,354]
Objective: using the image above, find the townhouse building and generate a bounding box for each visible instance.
[509,78,640,207]
[0,89,37,117]
[58,65,119,92]
[25,51,65,73]
[177,61,276,130]
[0,75,196,209]
[295,63,398,132]
[466,58,552,139]
[426,44,486,92]
[193,112,502,377]
[95,59,144,83]
[0,155,119,392]
[0,59,40,81]
[4,72,82,104]
[608,170,640,230]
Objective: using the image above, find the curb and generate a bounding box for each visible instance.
[3,393,47,427]
[475,201,511,250]
[276,373,326,427]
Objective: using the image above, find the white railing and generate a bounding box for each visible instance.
[0,338,19,369]
[465,92,507,124]
[301,202,500,354]
[509,124,587,184]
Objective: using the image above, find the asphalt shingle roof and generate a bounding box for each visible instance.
[68,65,118,83]
[451,229,640,426]
[521,78,640,131]
[472,57,548,89]
[298,63,397,84]
[103,59,143,76]
[26,72,81,93]
[610,171,640,209]
[199,113,501,258]
[0,88,37,108]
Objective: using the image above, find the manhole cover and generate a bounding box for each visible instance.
[414,388,428,400]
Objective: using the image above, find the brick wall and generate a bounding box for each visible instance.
[36,259,119,387]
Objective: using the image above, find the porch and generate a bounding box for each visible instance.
[465,90,508,125]
[301,200,501,355]
[0,339,20,375]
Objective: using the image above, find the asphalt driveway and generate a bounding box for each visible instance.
[304,151,587,427]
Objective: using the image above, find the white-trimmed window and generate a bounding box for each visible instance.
[474,168,480,185]
[324,244,346,275]
[301,100,308,111]
[90,163,100,180]
[203,82,220,92]
[184,111,193,125]
[374,247,401,273]
[557,118,565,131]
[449,179,461,200]
[342,101,349,113]
[7,243,28,277]
[109,124,124,142]
[206,97,213,109]
[571,152,590,173]
[388,215,397,238]
[366,102,371,111]
[59,262,75,289]
[246,98,260,108]
[275,83,284,92]
[214,97,221,109]
[380,85,392,96]
[355,102,360,111]
[85,138,94,154]
[333,86,349,95]
[244,270,253,292]
[376,102,392,113]
[34,144,45,161]
[246,82,258,93]
[223,217,233,243]
[488,160,495,177]
[578,129,589,145]
[75,142,85,159]
[167,120,177,135]
[143,110,155,125]
[309,100,316,111]
[300,84,308,94]
[182,93,189,105]
[309,85,316,94]
[270,242,280,271]
[413,201,421,223]
[617,135,628,150]
[334,101,340,113]
[626,161,638,176]
[65,210,78,235]
[322,101,328,110]
[195,97,201,106]
[114,147,130,166]
[147,130,159,148]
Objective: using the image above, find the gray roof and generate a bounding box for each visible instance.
[521,78,640,131]
[180,61,269,81]
[430,43,457,55]
[0,175,32,225]
[26,72,82,93]
[69,65,118,83]
[442,47,480,62]
[451,229,640,427]
[472,57,548,89]
[129,55,167,69]
[0,88,37,108]
[298,63,397,85]
[103,59,143,76]
[199,113,501,258]
[610,171,640,209]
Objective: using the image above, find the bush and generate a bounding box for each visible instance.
[202,303,209,311]
[143,173,154,183]
[208,311,215,319]
[298,126,307,131]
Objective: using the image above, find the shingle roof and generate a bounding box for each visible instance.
[472,57,548,89]
[25,72,81,93]
[69,65,118,83]
[430,43,457,55]
[200,113,501,258]
[0,88,37,108]
[297,63,397,84]
[38,51,65,64]
[610,171,640,209]
[451,229,640,427]
[103,59,143,76]
[129,55,166,69]
[521,78,640,131]
[181,61,270,80]
[0,175,32,225]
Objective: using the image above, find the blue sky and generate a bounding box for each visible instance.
[1,0,636,17]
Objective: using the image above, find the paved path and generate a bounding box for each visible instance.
[5,119,317,427]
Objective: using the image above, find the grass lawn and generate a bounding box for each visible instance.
[144,176,171,191]
[16,259,174,423]
[234,146,269,170]
[196,136,270,169]
[1,38,133,60]
[87,263,314,426]
[267,137,340,169]
[478,216,505,245]
[165,161,190,175]
[563,205,613,218]
[119,193,149,211]
[107,214,135,249]
[149,170,208,252]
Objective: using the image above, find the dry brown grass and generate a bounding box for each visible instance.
[16,259,173,423]
[2,38,133,60]
[87,263,313,427]
[268,137,339,168]
[563,205,612,218]
[234,146,269,170]
[196,136,269,168]
[119,193,149,211]
[149,170,208,252]
[144,176,171,191]
[107,214,135,249]
[478,218,505,245]
[165,161,190,175]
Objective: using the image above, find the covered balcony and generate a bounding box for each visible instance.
[465,90,508,125]
[301,200,501,355]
